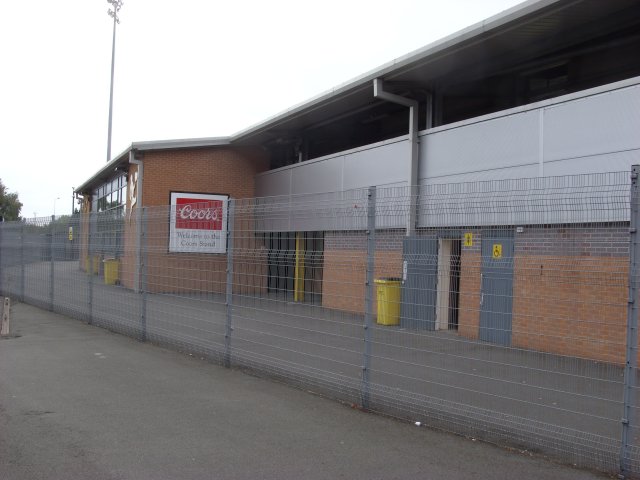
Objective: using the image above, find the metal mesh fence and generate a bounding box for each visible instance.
[1,169,639,476]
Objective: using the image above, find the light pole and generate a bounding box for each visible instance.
[53,197,61,218]
[106,0,123,163]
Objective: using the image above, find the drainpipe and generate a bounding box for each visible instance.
[128,150,144,206]
[129,150,143,292]
[373,78,419,236]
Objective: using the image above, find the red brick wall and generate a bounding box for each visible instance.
[455,226,630,365]
[322,249,365,313]
[512,255,628,364]
[322,249,404,315]
[141,147,266,207]
[122,146,268,294]
[106,157,632,365]
[458,250,481,340]
[321,231,403,315]
[305,227,631,365]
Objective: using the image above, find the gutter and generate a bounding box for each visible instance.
[76,137,232,194]
[373,78,419,236]
[231,0,561,143]
[75,148,131,194]
[129,149,143,293]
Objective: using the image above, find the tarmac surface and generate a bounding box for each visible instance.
[0,302,612,480]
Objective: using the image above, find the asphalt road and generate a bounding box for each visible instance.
[0,302,612,480]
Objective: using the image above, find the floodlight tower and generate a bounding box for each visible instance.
[106,0,123,163]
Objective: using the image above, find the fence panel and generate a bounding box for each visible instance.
[0,222,22,299]
[0,169,638,476]
[49,214,89,320]
[622,165,640,476]
[141,205,227,361]
[88,210,142,337]
[17,217,53,310]
[229,194,366,405]
[370,175,630,472]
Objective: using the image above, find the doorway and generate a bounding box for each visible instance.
[267,232,295,299]
[266,231,324,304]
[400,235,461,331]
[479,232,514,346]
[436,238,461,331]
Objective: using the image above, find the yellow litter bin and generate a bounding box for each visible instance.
[103,258,120,285]
[375,278,401,326]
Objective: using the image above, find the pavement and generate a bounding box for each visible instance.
[0,301,613,480]
[0,261,630,471]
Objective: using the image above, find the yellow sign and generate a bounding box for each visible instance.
[492,243,502,259]
[68,226,73,241]
[464,232,473,247]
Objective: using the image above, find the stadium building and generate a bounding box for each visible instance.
[76,0,640,362]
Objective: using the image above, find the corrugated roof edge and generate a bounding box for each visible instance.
[228,0,559,142]
[75,149,129,194]
[75,136,232,192]
[76,0,558,193]
[132,136,230,151]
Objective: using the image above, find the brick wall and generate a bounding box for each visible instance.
[512,255,628,364]
[322,230,403,315]
[122,146,268,294]
[321,224,630,364]
[455,225,630,365]
[458,255,481,339]
[457,229,482,339]
[510,224,629,364]
[101,154,632,365]
[141,147,266,207]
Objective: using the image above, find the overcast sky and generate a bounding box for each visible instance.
[0,0,524,219]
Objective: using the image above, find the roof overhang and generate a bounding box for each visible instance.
[77,0,640,192]
[228,0,640,145]
[75,136,231,193]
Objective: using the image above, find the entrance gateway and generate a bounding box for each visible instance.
[266,231,324,304]
[479,232,514,346]
[399,232,514,346]
[399,236,461,331]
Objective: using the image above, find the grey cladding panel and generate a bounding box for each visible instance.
[343,141,409,190]
[257,138,411,200]
[543,150,639,177]
[418,164,539,188]
[256,169,291,198]
[544,85,640,163]
[420,110,539,180]
[253,190,369,233]
[291,156,343,195]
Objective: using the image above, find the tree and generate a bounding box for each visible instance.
[0,178,23,221]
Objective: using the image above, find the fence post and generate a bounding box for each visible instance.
[87,215,94,324]
[361,186,376,410]
[0,222,3,296]
[49,215,55,311]
[139,207,147,342]
[20,222,25,302]
[224,200,235,368]
[622,164,640,476]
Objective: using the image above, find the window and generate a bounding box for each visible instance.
[91,173,128,214]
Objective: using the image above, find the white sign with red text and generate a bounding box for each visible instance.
[169,192,228,254]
